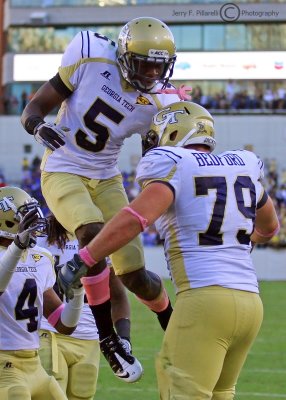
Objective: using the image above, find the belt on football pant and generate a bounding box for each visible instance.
[4,349,38,358]
[40,330,59,374]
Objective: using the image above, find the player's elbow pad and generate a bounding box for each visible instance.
[61,286,84,327]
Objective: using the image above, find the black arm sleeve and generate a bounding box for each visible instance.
[49,73,73,99]
[257,190,268,209]
[145,180,175,198]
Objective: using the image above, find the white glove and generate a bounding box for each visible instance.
[34,122,66,151]
[14,208,39,249]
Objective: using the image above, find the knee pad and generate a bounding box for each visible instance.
[68,363,98,399]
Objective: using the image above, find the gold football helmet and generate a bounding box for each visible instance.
[117,17,176,93]
[142,101,216,154]
[0,186,47,240]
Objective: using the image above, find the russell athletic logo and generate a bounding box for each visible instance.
[100,71,111,80]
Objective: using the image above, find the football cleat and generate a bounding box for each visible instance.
[100,334,143,383]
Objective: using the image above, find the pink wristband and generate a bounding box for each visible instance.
[157,84,192,100]
[79,246,98,267]
[48,304,65,327]
[122,207,148,231]
[255,223,280,238]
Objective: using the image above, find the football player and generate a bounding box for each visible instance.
[38,213,142,400]
[0,187,84,400]
[57,101,279,399]
[21,17,178,380]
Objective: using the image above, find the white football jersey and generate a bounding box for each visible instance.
[37,237,99,341]
[0,245,55,350]
[41,31,180,179]
[136,148,266,294]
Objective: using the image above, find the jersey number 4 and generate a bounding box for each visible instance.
[195,175,256,246]
[15,278,38,332]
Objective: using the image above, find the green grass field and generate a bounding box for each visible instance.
[95,280,286,399]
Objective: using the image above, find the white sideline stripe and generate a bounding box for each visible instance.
[245,368,286,374]
[99,387,286,397]
[250,351,286,355]
[101,386,157,392]
[238,392,286,398]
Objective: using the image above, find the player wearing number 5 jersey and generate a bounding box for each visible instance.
[21,17,178,380]
[0,187,84,400]
[57,101,279,399]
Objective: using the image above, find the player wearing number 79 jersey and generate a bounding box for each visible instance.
[0,187,84,400]
[56,101,279,399]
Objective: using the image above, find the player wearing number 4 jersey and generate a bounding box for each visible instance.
[57,101,279,399]
[21,16,179,380]
[0,187,84,400]
[38,214,141,400]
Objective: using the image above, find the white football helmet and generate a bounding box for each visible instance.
[0,186,47,240]
[117,17,176,93]
[142,101,216,154]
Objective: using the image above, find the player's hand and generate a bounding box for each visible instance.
[34,122,66,151]
[14,208,39,249]
[57,254,88,300]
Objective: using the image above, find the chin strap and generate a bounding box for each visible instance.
[157,84,192,100]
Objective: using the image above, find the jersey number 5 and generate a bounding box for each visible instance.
[75,98,124,152]
[15,278,38,332]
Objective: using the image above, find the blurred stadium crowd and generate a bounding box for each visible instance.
[191,82,286,112]
[2,82,286,115]
[0,153,282,249]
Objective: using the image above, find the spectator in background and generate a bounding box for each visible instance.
[191,86,203,105]
[263,88,274,109]
[274,86,286,110]
[9,95,19,115]
[21,91,28,112]
[225,79,238,103]
[276,184,286,209]
[142,225,160,247]
[0,175,6,188]
[0,170,6,188]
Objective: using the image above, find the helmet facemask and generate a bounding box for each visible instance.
[142,129,159,155]
[118,51,176,93]
[16,200,48,238]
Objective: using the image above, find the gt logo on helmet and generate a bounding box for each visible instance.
[153,108,185,126]
[0,197,14,212]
